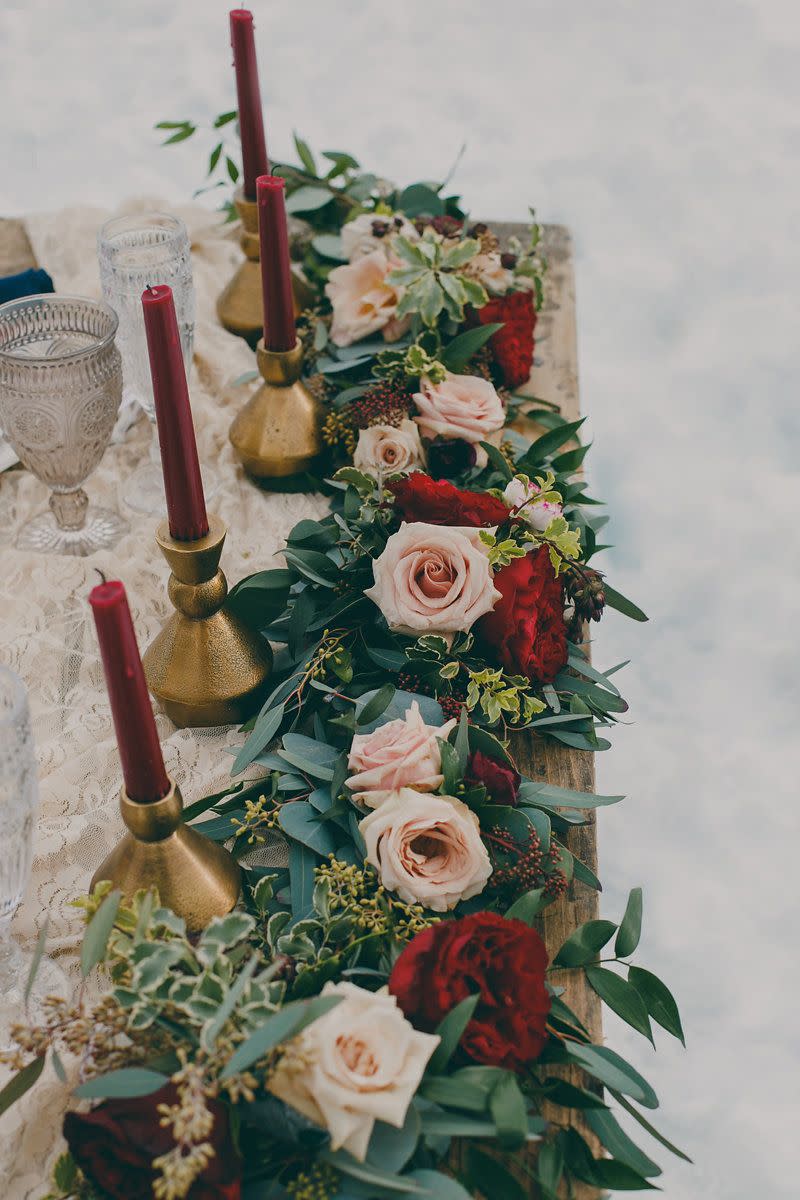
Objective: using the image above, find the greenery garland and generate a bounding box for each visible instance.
[0,135,688,1200]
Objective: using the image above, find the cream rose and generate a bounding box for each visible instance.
[341,212,418,261]
[347,700,457,808]
[353,420,426,478]
[413,372,506,468]
[267,981,439,1162]
[326,249,401,347]
[503,475,563,532]
[360,789,492,911]
[364,521,500,637]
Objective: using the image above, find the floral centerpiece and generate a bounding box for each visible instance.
[0,135,687,1200]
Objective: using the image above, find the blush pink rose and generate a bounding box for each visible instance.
[364,521,500,638]
[412,372,506,467]
[326,249,402,347]
[347,700,457,808]
[360,789,492,911]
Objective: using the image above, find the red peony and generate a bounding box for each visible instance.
[477,545,568,683]
[466,749,521,806]
[478,290,537,389]
[63,1085,241,1200]
[389,911,551,1071]
[389,474,511,528]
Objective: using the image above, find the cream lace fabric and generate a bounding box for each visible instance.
[0,200,328,1197]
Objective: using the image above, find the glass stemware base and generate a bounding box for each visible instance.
[16,503,129,556]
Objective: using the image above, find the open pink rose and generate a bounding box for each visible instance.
[413,372,506,467]
[360,789,492,911]
[347,700,457,808]
[353,420,425,478]
[364,521,500,638]
[326,249,402,347]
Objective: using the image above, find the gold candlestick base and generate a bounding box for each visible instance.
[91,779,241,933]
[229,339,323,487]
[216,188,315,346]
[143,514,273,727]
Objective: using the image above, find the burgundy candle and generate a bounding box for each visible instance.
[142,285,209,542]
[230,8,269,199]
[256,174,296,352]
[89,580,170,804]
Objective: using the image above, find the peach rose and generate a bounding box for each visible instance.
[467,250,514,295]
[347,700,457,808]
[364,521,500,637]
[360,789,492,911]
[341,212,418,261]
[413,372,506,468]
[326,249,401,347]
[353,420,426,478]
[267,981,438,1162]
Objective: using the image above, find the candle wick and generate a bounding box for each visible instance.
[95,568,107,585]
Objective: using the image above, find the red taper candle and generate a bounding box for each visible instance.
[256,174,296,352]
[89,580,170,804]
[142,284,209,542]
[230,8,269,199]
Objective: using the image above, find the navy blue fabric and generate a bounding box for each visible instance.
[0,267,55,305]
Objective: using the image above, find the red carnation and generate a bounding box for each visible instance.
[466,749,521,806]
[477,545,567,683]
[389,474,511,528]
[477,290,536,389]
[389,912,551,1071]
[63,1085,241,1200]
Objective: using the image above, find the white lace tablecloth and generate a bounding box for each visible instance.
[0,200,327,1197]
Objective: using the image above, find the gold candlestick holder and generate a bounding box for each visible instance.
[229,339,323,486]
[216,188,315,346]
[143,513,273,727]
[91,778,241,933]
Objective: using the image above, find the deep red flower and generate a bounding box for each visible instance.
[477,545,568,683]
[466,749,521,806]
[477,290,537,389]
[63,1085,241,1200]
[426,437,478,480]
[389,474,511,528]
[389,912,551,1071]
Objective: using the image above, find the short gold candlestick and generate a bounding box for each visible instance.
[229,339,323,486]
[91,779,241,933]
[143,513,273,727]
[216,188,315,346]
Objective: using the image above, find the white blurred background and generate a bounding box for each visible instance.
[2,1,799,1195]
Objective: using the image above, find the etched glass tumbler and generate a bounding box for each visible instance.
[0,295,128,556]
[98,212,195,514]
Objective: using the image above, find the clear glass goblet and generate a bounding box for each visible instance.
[0,665,68,1027]
[0,295,129,556]
[97,212,196,515]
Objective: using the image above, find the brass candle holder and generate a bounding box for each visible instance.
[91,778,241,933]
[143,513,273,727]
[229,339,323,486]
[216,188,315,346]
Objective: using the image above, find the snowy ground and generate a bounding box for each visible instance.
[2,1,799,1195]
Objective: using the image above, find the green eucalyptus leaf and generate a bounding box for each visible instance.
[603,585,649,622]
[0,1054,46,1118]
[553,918,617,967]
[585,1107,661,1178]
[74,1067,169,1100]
[285,185,333,214]
[80,890,121,977]
[615,887,643,957]
[585,966,654,1044]
[427,993,479,1074]
[563,1043,659,1109]
[628,966,685,1045]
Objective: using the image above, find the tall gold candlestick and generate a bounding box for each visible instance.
[143,513,273,726]
[229,338,323,487]
[216,188,314,346]
[91,778,241,933]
